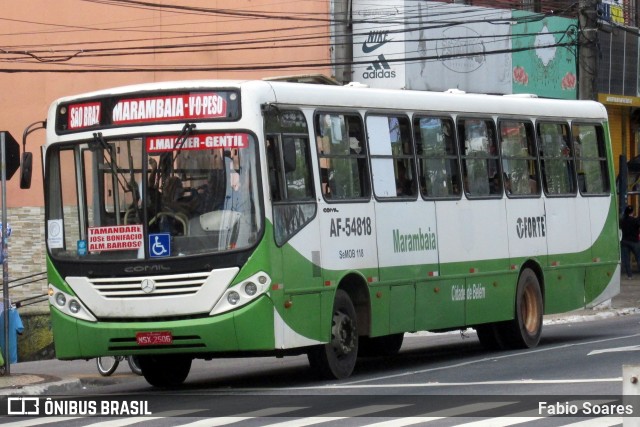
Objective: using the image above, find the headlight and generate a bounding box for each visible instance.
[55,293,66,307]
[244,282,257,296]
[48,284,96,322]
[227,291,240,305]
[210,271,272,316]
[69,300,81,314]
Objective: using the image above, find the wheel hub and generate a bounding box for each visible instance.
[331,311,356,357]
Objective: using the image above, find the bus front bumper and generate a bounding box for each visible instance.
[50,295,276,359]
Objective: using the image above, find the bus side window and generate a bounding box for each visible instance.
[538,122,576,195]
[571,123,609,195]
[499,119,540,197]
[458,118,501,198]
[266,136,282,202]
[316,113,369,200]
[368,115,415,199]
[414,116,461,198]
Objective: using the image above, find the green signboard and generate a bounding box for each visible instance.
[511,13,578,99]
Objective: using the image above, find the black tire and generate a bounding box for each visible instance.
[308,289,358,379]
[138,354,192,387]
[358,333,404,358]
[127,356,143,376]
[96,356,120,377]
[500,268,543,349]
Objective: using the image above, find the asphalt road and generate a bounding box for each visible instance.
[3,313,639,426]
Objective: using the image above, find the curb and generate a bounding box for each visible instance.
[543,307,640,325]
[0,376,82,396]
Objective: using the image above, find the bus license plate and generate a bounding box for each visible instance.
[136,331,173,346]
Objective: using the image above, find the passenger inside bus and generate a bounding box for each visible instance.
[152,176,196,236]
[396,162,414,196]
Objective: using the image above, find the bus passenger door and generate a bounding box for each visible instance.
[266,131,325,348]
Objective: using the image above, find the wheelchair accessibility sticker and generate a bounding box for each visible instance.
[149,233,170,258]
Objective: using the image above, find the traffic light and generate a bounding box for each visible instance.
[0,132,20,181]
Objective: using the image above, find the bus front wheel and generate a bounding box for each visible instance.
[307,289,358,379]
[502,268,543,349]
[138,354,192,387]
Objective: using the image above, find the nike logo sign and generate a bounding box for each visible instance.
[362,40,388,53]
[362,31,391,53]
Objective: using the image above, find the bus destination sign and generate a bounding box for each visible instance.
[147,133,249,152]
[60,90,238,132]
[68,102,101,130]
[112,93,227,125]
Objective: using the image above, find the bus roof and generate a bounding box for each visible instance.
[52,79,608,122]
[263,81,608,120]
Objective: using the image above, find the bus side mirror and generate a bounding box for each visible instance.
[21,120,46,190]
[20,152,32,189]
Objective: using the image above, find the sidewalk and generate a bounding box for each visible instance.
[0,278,638,395]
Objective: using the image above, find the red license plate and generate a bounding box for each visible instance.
[136,331,173,346]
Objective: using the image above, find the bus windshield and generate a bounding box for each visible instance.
[45,130,262,261]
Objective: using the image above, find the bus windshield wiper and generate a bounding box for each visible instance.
[172,123,196,165]
[92,132,132,208]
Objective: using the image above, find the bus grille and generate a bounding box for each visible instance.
[89,272,211,298]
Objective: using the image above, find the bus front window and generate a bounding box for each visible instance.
[45,132,262,261]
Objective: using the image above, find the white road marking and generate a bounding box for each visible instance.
[588,345,640,355]
[259,404,409,427]
[178,407,306,427]
[85,409,206,426]
[0,417,78,427]
[561,417,623,426]
[365,402,517,426]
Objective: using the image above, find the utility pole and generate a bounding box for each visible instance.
[331,0,353,84]
[578,0,599,100]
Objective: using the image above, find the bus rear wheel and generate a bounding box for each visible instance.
[138,354,192,387]
[308,289,358,379]
[501,268,543,349]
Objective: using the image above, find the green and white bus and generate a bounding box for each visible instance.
[34,80,620,386]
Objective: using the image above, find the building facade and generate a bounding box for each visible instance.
[1,1,331,311]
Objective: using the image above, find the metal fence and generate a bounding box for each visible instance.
[0,271,48,309]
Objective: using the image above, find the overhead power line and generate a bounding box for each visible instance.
[0,0,580,73]
[0,40,577,73]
